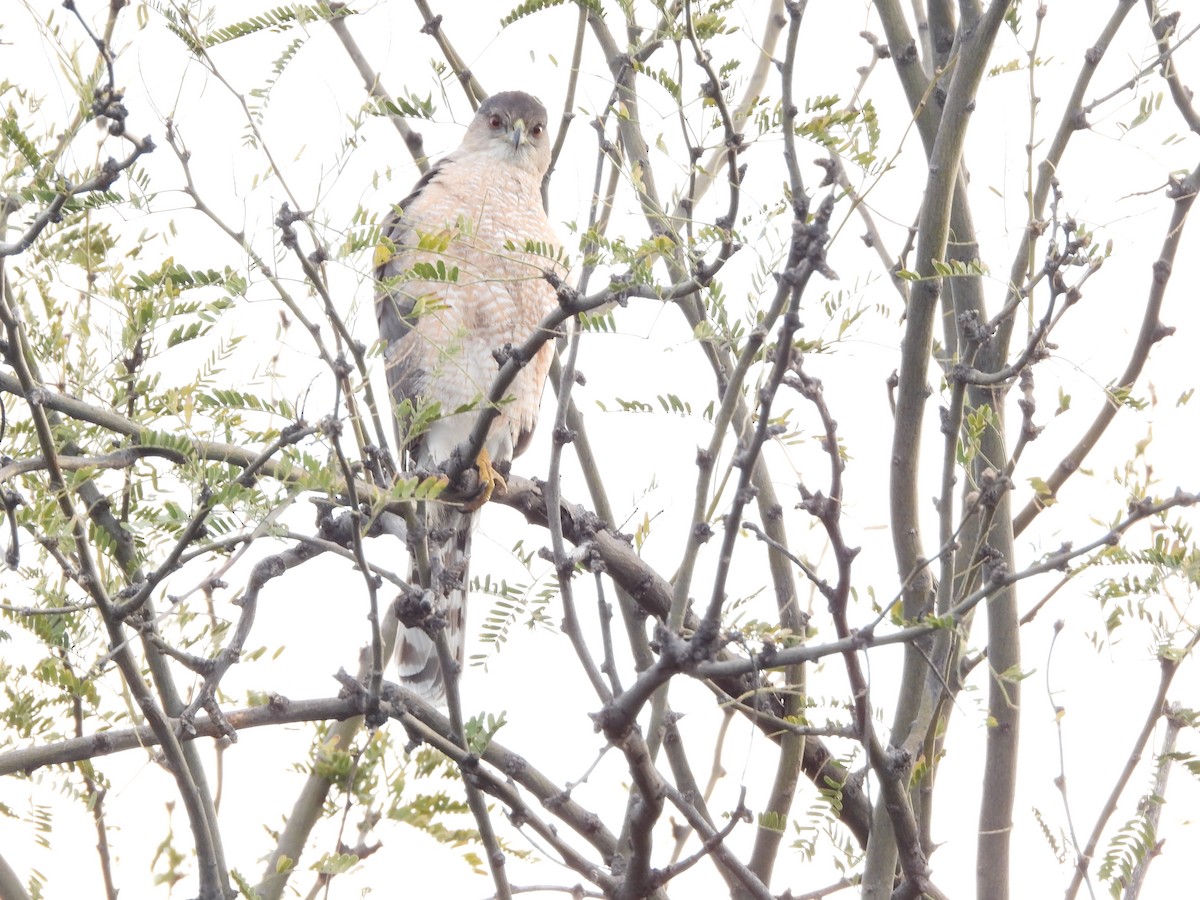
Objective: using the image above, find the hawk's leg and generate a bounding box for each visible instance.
[460,446,506,511]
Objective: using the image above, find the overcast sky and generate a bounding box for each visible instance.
[2,1,1198,897]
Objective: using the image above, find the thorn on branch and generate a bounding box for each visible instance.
[545,269,581,307]
[185,516,210,543]
[492,342,524,368]
[779,264,803,287]
[938,405,952,436]
[782,368,822,400]
[734,485,758,505]
[393,588,440,631]
[957,308,996,345]
[2,487,23,568]
[882,744,912,779]
[797,488,839,521]
[202,694,237,742]
[1151,322,1176,343]
[92,86,128,136]
[977,467,1011,510]
[946,362,975,386]
[976,543,1008,585]
[1017,368,1043,441]
[581,544,606,575]
[280,417,311,443]
[813,157,836,188]
[589,116,616,155]
[859,31,890,59]
[96,157,122,190]
[1166,173,1197,200]
[318,505,365,549]
[1126,495,1158,518]
[274,202,306,250]
[1157,11,1181,39]
[317,414,343,440]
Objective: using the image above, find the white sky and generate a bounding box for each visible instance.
[1,0,1198,898]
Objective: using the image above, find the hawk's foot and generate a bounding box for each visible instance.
[460,446,506,511]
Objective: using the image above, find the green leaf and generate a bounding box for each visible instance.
[501,0,604,28]
[165,3,350,53]
[1,111,42,169]
[310,852,361,876]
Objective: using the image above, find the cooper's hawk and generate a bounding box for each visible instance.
[375,91,561,702]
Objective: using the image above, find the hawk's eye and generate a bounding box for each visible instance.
[530,124,544,138]
[489,115,503,129]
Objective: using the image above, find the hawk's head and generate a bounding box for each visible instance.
[463,91,551,176]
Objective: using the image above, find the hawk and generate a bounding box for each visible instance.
[374,91,561,702]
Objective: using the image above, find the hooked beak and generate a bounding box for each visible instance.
[511,118,526,150]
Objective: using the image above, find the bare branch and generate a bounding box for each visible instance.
[1065,631,1200,899]
[412,0,488,107]
[327,2,429,171]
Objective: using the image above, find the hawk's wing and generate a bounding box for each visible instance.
[373,158,452,466]
[374,156,474,703]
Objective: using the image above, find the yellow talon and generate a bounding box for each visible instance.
[461,447,506,511]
